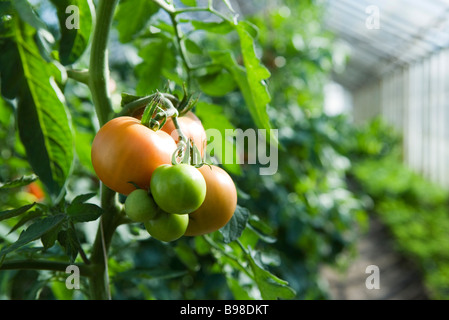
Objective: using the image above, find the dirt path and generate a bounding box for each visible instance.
[321,217,429,300]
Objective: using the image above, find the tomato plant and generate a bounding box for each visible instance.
[91,116,177,195]
[185,165,237,236]
[0,0,360,302]
[150,164,206,215]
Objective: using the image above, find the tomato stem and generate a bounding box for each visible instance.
[88,0,120,300]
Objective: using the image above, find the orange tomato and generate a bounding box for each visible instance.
[185,165,237,236]
[91,116,177,195]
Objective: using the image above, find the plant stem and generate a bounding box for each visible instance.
[87,0,120,300]
[89,0,118,127]
[0,260,92,277]
[67,69,90,86]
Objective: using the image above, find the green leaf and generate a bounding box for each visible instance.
[14,20,74,202]
[181,0,196,7]
[209,48,274,145]
[0,174,37,189]
[195,101,241,175]
[220,205,249,243]
[115,0,159,43]
[120,92,144,107]
[0,214,66,259]
[41,221,61,249]
[197,68,236,97]
[66,202,103,223]
[57,226,81,263]
[190,20,233,34]
[135,37,176,95]
[174,240,200,271]
[246,248,296,300]
[0,203,36,222]
[8,209,43,235]
[50,0,94,65]
[0,38,22,99]
[12,0,47,32]
[183,38,202,55]
[71,192,97,204]
[226,276,254,300]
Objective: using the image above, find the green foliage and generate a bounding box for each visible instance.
[348,119,449,300]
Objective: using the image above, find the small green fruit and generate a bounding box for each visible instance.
[124,189,158,222]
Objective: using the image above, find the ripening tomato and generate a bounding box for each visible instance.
[25,182,45,201]
[132,109,206,157]
[91,116,177,195]
[160,112,207,157]
[185,165,237,236]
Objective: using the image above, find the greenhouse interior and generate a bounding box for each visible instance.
[1,0,449,302]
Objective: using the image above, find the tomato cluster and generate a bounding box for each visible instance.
[91,111,237,242]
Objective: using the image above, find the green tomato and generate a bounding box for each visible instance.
[150,164,206,215]
[124,189,158,222]
[144,211,189,242]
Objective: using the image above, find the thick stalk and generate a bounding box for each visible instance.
[0,260,92,277]
[87,0,119,300]
[89,0,118,127]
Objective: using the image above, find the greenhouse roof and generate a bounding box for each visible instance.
[323,0,449,90]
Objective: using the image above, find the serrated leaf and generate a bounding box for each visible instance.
[115,0,159,43]
[181,0,196,7]
[71,192,97,204]
[246,248,296,300]
[66,202,103,222]
[57,226,81,263]
[0,174,38,189]
[135,37,176,95]
[50,0,94,65]
[8,209,43,235]
[0,203,36,222]
[209,48,275,146]
[41,221,61,249]
[190,20,233,34]
[219,205,249,243]
[0,214,65,259]
[13,20,74,202]
[197,68,236,97]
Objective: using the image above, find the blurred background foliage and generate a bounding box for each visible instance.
[1,0,449,300]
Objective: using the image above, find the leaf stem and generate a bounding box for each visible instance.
[66,69,90,86]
